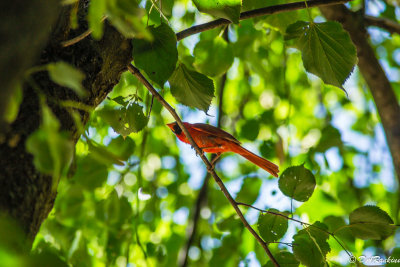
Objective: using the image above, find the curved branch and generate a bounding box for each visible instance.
[176,0,353,41]
[127,64,280,267]
[364,15,400,35]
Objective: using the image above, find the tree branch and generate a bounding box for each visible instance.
[320,5,400,216]
[127,64,280,267]
[364,15,400,35]
[176,0,352,41]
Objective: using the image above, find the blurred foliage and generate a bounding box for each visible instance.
[3,0,400,266]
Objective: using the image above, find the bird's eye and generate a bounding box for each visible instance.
[173,124,182,134]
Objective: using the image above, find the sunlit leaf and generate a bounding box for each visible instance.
[26,105,74,178]
[278,164,316,202]
[285,21,357,90]
[110,96,128,107]
[47,62,86,97]
[125,102,148,133]
[3,82,22,123]
[192,0,241,23]
[169,63,214,112]
[132,23,177,87]
[88,0,106,39]
[106,0,150,39]
[193,37,234,77]
[348,205,396,240]
[87,140,125,166]
[97,107,132,136]
[97,103,148,136]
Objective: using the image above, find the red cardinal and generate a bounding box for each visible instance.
[167,122,279,177]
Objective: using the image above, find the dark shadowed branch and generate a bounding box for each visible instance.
[364,15,400,35]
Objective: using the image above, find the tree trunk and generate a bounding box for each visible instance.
[0,1,132,243]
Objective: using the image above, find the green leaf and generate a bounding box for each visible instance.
[240,119,260,141]
[278,164,316,202]
[125,103,148,133]
[55,185,85,227]
[315,125,342,152]
[348,205,396,240]
[264,251,299,267]
[284,21,309,41]
[387,248,400,267]
[132,23,177,87]
[323,215,354,245]
[3,82,22,123]
[110,96,128,107]
[169,63,214,112]
[88,0,106,39]
[73,156,108,189]
[97,103,148,136]
[193,36,234,77]
[107,135,135,160]
[47,62,86,97]
[26,105,74,178]
[285,21,357,90]
[192,0,241,23]
[235,177,262,204]
[293,222,330,267]
[87,140,125,166]
[106,0,151,39]
[216,214,241,232]
[96,190,132,227]
[30,250,69,267]
[97,107,132,136]
[257,209,288,242]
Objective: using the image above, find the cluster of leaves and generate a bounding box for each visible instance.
[3,0,399,266]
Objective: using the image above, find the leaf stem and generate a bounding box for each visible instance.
[236,202,354,259]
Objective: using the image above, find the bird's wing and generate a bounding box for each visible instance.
[191,123,241,144]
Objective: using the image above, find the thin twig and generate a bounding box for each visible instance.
[236,202,354,258]
[176,0,352,41]
[127,64,280,267]
[61,16,107,47]
[364,15,400,35]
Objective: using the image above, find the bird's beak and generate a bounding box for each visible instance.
[166,122,174,131]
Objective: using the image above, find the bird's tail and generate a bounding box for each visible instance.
[232,144,279,177]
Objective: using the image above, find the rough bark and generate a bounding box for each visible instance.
[320,5,400,184]
[0,2,132,242]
